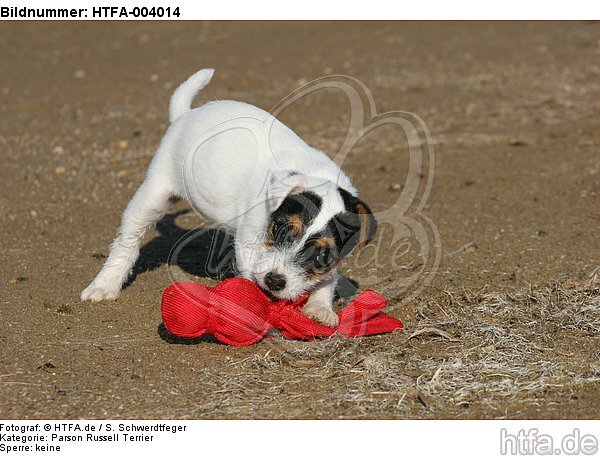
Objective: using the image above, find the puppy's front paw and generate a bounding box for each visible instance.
[80,282,120,302]
[301,304,339,328]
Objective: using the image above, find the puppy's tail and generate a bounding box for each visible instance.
[169,68,215,123]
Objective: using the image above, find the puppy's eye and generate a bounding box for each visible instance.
[314,249,333,270]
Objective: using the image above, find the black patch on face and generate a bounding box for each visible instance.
[329,188,378,255]
[294,189,377,277]
[326,212,363,257]
[267,191,322,248]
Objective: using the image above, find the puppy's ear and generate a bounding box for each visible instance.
[339,188,377,249]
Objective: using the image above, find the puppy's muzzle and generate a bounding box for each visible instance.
[264,272,286,291]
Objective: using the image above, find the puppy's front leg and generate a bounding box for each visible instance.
[81,177,173,301]
[234,233,256,280]
[232,210,265,280]
[301,271,339,328]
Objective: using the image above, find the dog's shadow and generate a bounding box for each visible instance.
[134,209,359,345]
[125,209,237,288]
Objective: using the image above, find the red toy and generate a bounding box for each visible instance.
[161,278,403,346]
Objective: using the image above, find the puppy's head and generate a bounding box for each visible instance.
[251,171,377,300]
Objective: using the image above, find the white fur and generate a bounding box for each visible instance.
[81,69,357,327]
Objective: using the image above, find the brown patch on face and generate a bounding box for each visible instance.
[314,236,335,249]
[287,214,304,237]
[264,215,304,249]
[356,203,370,249]
[307,269,331,282]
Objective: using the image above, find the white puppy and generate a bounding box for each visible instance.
[81,69,377,327]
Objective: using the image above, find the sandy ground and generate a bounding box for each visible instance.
[1,22,599,419]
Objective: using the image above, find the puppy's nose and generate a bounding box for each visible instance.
[264,272,286,291]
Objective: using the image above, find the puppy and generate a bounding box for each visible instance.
[81,69,377,327]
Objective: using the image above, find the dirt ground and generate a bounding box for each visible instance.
[1,22,599,419]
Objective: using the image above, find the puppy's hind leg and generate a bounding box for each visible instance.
[81,174,175,302]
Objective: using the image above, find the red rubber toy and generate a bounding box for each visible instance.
[161,278,403,346]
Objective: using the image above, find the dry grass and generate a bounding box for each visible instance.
[183,277,600,418]
[412,279,600,413]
